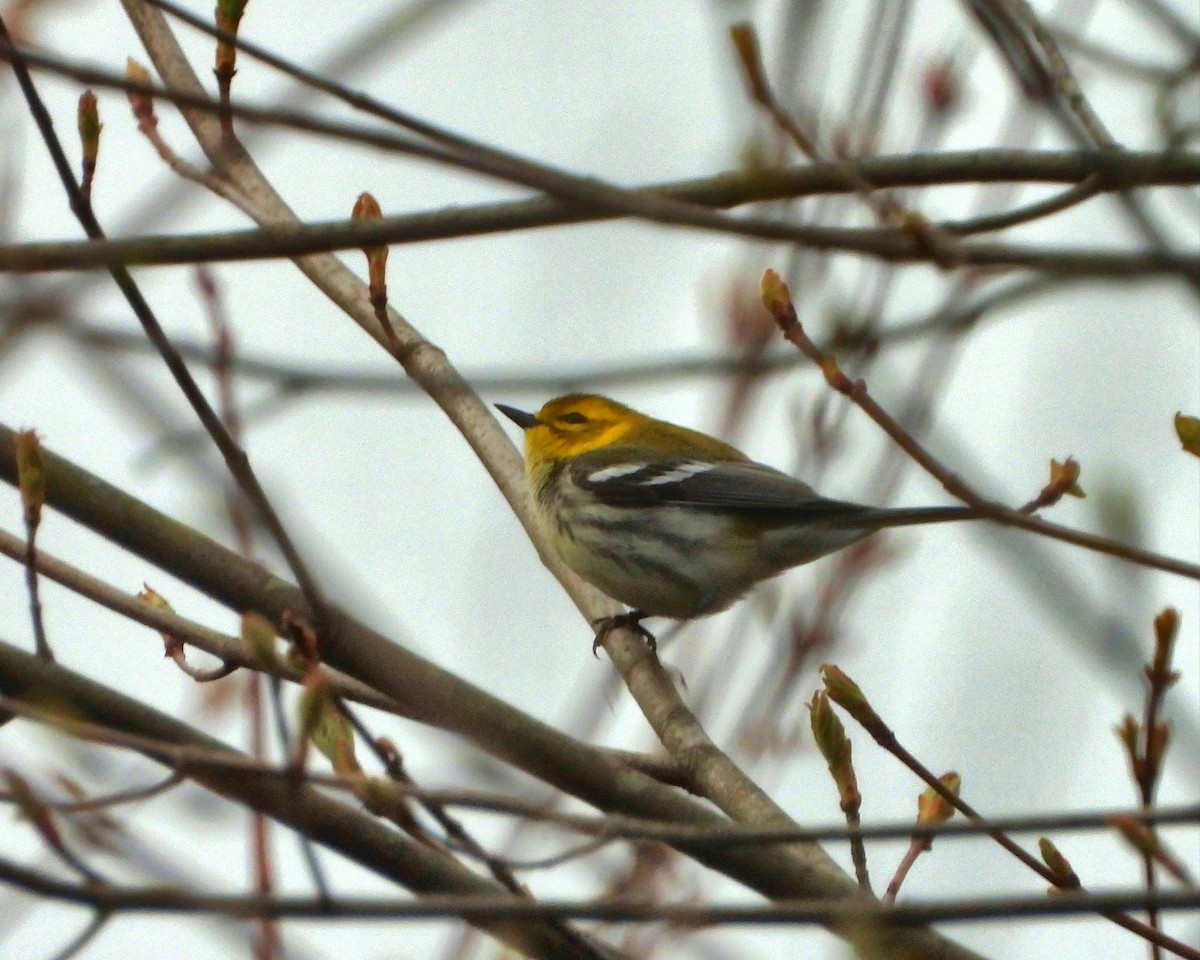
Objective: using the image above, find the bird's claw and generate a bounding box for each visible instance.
[591,611,657,657]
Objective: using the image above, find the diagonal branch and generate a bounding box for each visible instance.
[0,423,988,960]
[0,642,617,960]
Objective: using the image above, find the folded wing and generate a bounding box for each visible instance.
[571,450,871,520]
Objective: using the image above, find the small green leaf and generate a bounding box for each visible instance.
[298,679,361,776]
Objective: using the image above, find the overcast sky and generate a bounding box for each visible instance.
[1,1,1197,958]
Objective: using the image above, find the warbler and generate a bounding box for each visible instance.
[497,394,976,650]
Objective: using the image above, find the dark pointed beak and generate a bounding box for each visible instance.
[495,403,540,430]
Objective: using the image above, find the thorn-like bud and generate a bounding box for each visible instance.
[76,90,102,199]
[5,770,63,851]
[1114,712,1139,752]
[14,430,44,531]
[352,192,381,221]
[1109,814,1156,858]
[1114,713,1146,783]
[77,91,102,152]
[1153,607,1180,646]
[352,192,386,261]
[353,191,397,346]
[1148,607,1181,694]
[1109,814,1191,884]
[125,57,152,86]
[729,23,770,105]
[125,58,157,134]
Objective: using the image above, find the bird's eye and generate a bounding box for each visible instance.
[559,412,588,425]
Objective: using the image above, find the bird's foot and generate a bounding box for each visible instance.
[591,610,657,657]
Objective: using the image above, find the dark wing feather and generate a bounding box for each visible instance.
[570,449,872,520]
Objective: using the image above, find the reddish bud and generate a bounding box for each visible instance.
[922,59,961,117]
[126,59,157,134]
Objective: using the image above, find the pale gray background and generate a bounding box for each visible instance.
[1,1,1197,958]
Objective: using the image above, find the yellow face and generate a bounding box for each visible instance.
[523,395,638,461]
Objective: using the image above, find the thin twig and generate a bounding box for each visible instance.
[1,40,1197,277]
[0,15,334,661]
[265,672,332,906]
[37,773,184,813]
[0,854,1197,929]
[1048,23,1178,81]
[0,526,398,713]
[3,696,1193,847]
[45,910,109,960]
[22,520,50,660]
[819,667,1196,958]
[942,175,1104,234]
[763,273,1200,579]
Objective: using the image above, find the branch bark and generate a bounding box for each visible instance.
[0,424,988,960]
[0,641,612,960]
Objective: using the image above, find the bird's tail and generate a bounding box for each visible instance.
[848,504,980,529]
